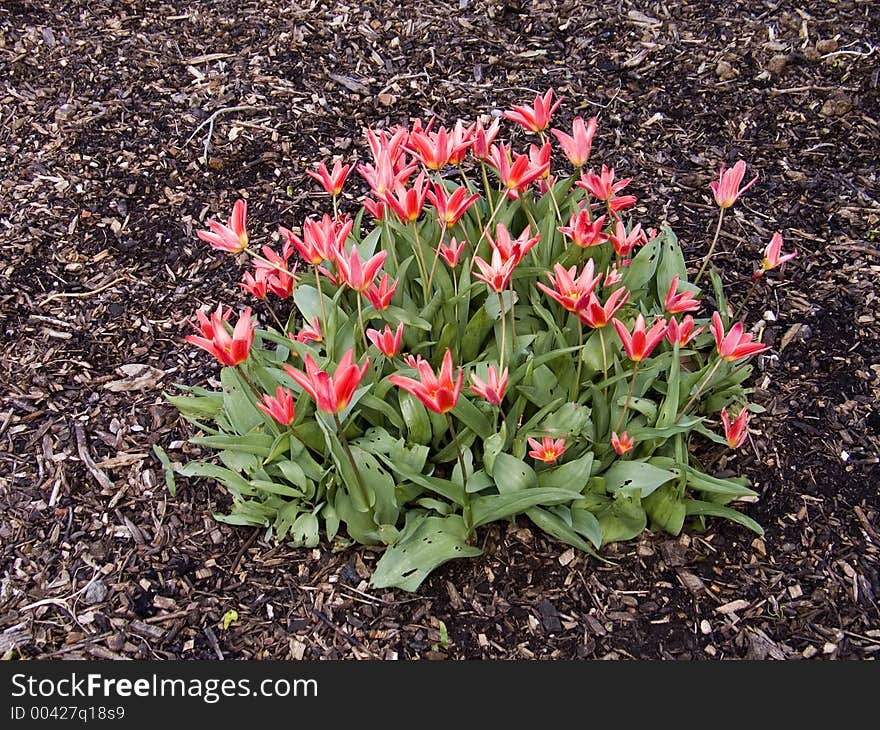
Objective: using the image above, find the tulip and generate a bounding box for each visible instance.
[447,120,476,165]
[407,125,471,170]
[608,221,646,257]
[389,348,463,415]
[486,143,550,198]
[611,431,634,455]
[240,269,269,300]
[720,406,749,448]
[527,436,567,463]
[185,305,254,367]
[486,223,540,266]
[551,116,598,168]
[382,173,429,223]
[335,246,388,293]
[664,276,701,314]
[258,386,296,426]
[710,311,770,361]
[469,364,508,406]
[294,317,323,344]
[363,197,386,221]
[473,246,517,293]
[254,243,296,299]
[426,183,480,227]
[284,348,368,414]
[528,142,552,180]
[559,211,607,248]
[366,323,404,357]
[436,238,466,268]
[577,165,632,202]
[280,215,352,266]
[359,148,417,197]
[710,160,758,209]
[612,314,668,362]
[578,287,630,329]
[760,232,796,273]
[197,199,248,254]
[306,160,351,196]
[471,117,501,160]
[503,89,563,133]
[365,274,397,310]
[604,266,623,288]
[536,260,602,314]
[666,315,704,346]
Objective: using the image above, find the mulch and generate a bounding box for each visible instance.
[1,0,878,660]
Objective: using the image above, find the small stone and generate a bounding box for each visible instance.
[816,38,839,54]
[820,91,853,117]
[715,60,737,81]
[84,579,108,605]
[767,54,789,75]
[822,642,838,655]
[802,645,818,659]
[700,619,712,635]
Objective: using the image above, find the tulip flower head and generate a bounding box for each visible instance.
[365,274,398,310]
[426,183,480,227]
[527,436,567,463]
[710,312,770,361]
[367,323,404,357]
[258,386,296,426]
[335,246,388,293]
[720,406,749,448]
[185,305,254,367]
[471,117,501,160]
[486,223,540,266]
[710,160,758,209]
[284,349,368,414]
[469,364,508,406]
[578,287,630,329]
[307,160,351,196]
[611,431,635,456]
[536,260,602,314]
[559,211,607,249]
[240,269,269,300]
[609,221,646,258]
[382,173,429,223]
[197,199,249,254]
[612,314,668,362]
[759,232,796,274]
[503,88,563,133]
[577,165,632,202]
[666,315,704,347]
[551,116,598,168]
[473,246,517,293]
[294,317,323,344]
[436,238,467,268]
[486,143,550,198]
[389,348,463,415]
[664,276,701,314]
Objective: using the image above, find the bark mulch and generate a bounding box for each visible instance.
[1,0,878,660]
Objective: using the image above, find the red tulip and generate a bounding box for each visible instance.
[363,197,386,221]
[536,260,602,314]
[759,232,796,273]
[469,364,508,406]
[280,215,352,266]
[710,312,770,361]
[612,314,668,362]
[408,125,471,170]
[528,142,552,180]
[186,305,254,367]
[294,317,323,344]
[473,246,517,293]
[382,173,429,223]
[664,276,700,314]
[710,160,758,209]
[559,211,607,248]
[389,348,463,415]
[335,246,388,293]
[258,386,296,426]
[426,183,480,226]
[608,220,646,257]
[367,323,404,357]
[436,238,466,268]
[503,88,563,133]
[720,406,749,448]
[240,269,269,300]
[486,143,550,198]
[611,431,634,455]
[527,436,567,463]
[307,160,351,196]
[578,287,630,329]
[471,118,500,160]
[666,315,704,346]
[551,116,598,168]
[577,165,632,202]
[486,223,540,266]
[365,274,397,310]
[284,348,368,414]
[197,199,248,254]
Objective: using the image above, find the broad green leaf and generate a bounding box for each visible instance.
[451,396,493,440]
[525,506,599,556]
[491,452,538,493]
[654,227,688,301]
[684,499,764,536]
[470,487,581,527]
[602,460,678,497]
[642,483,686,536]
[570,508,603,549]
[537,451,595,492]
[595,488,647,545]
[178,462,255,498]
[398,390,432,444]
[370,513,482,592]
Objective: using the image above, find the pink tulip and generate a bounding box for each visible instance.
[527,436,567,463]
[366,323,404,357]
[186,305,254,367]
[258,386,296,426]
[536,260,602,314]
[759,232,796,273]
[578,287,630,329]
[720,406,749,448]
[473,246,517,293]
[503,89,563,133]
[710,312,770,361]
[612,314,668,362]
[284,348,368,414]
[666,315,704,346]
[559,211,607,248]
[365,274,398,310]
[469,364,508,406]
[426,183,480,226]
[710,160,758,209]
[197,199,249,254]
[611,431,634,455]
[577,165,632,202]
[307,160,351,196]
[390,348,463,415]
[664,276,701,314]
[551,116,598,168]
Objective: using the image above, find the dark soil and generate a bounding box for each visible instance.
[1,0,878,660]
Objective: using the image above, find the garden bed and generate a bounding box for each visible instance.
[1,0,878,659]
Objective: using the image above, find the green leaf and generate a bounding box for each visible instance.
[491,452,538,493]
[622,234,660,292]
[221,367,263,434]
[525,506,599,556]
[372,452,465,507]
[654,227,688,301]
[398,391,432,444]
[178,462,255,498]
[377,305,432,331]
[451,397,493,440]
[370,513,482,592]
[537,451,595,492]
[289,512,321,548]
[684,499,764,536]
[191,432,275,457]
[642,483,686,536]
[602,460,678,497]
[471,488,581,528]
[152,445,177,497]
[595,488,647,545]
[570,508,603,549]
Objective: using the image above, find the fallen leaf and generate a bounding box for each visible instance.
[104,364,165,392]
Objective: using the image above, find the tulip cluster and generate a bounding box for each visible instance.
[171,91,793,591]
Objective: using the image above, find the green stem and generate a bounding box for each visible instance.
[410,222,431,306]
[382,218,398,272]
[332,412,371,513]
[332,193,339,219]
[598,326,609,383]
[356,293,369,354]
[236,365,263,400]
[572,316,583,402]
[447,414,472,536]
[677,358,724,420]
[426,221,447,292]
[733,276,761,321]
[614,361,640,433]
[694,208,725,286]
[497,290,507,371]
